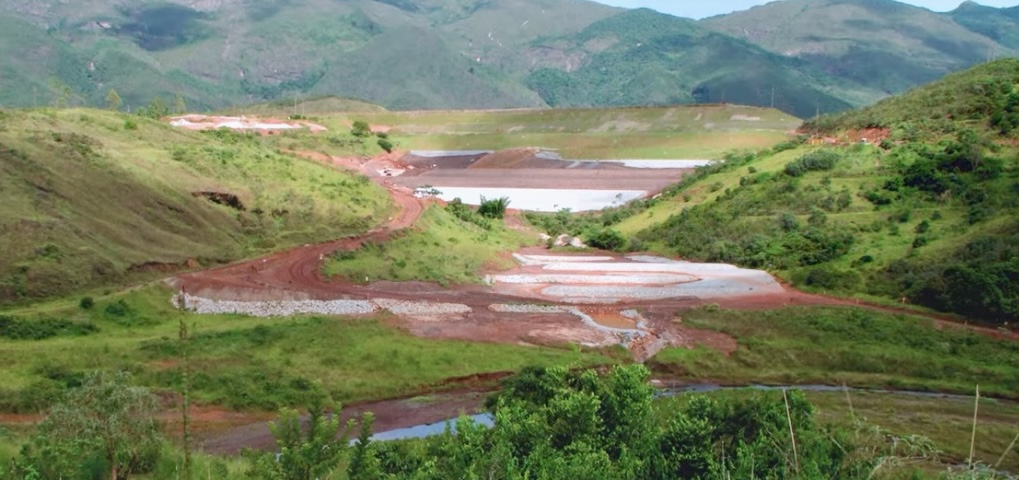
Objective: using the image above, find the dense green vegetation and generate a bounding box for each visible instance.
[0,108,391,304]
[4,364,1016,479]
[806,59,1019,139]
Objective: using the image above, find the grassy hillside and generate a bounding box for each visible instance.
[702,0,1013,102]
[0,108,392,304]
[547,60,1019,325]
[805,58,1019,139]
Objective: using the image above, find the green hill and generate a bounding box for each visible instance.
[585,60,1019,324]
[804,58,1019,139]
[701,0,1013,102]
[0,108,391,304]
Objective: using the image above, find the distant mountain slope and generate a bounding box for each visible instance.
[525,9,856,118]
[0,0,1016,115]
[948,1,1019,50]
[701,0,1013,101]
[0,0,616,111]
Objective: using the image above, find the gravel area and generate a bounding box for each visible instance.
[513,254,614,264]
[604,160,714,169]
[540,262,740,273]
[489,304,567,314]
[179,294,376,317]
[409,150,494,157]
[626,255,682,264]
[560,297,622,304]
[492,274,697,285]
[543,277,782,300]
[177,295,472,318]
[373,299,472,315]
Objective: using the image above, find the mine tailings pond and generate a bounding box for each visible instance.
[369,384,998,442]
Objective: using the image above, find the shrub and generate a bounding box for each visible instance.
[477,196,510,219]
[123,119,138,130]
[104,299,131,317]
[784,150,841,177]
[79,296,94,310]
[805,266,861,290]
[377,138,394,153]
[587,229,626,251]
[0,315,98,340]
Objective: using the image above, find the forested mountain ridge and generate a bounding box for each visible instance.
[0,0,1016,115]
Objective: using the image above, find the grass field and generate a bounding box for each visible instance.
[0,285,610,413]
[649,306,1019,398]
[324,206,534,285]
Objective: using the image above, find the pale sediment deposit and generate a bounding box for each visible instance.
[176,294,470,318]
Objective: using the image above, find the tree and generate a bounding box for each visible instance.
[350,120,372,139]
[247,400,353,480]
[377,137,394,153]
[174,93,187,114]
[347,413,383,480]
[106,88,122,111]
[23,371,161,480]
[137,97,169,119]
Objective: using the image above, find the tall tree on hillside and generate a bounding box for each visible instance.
[106,88,122,111]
